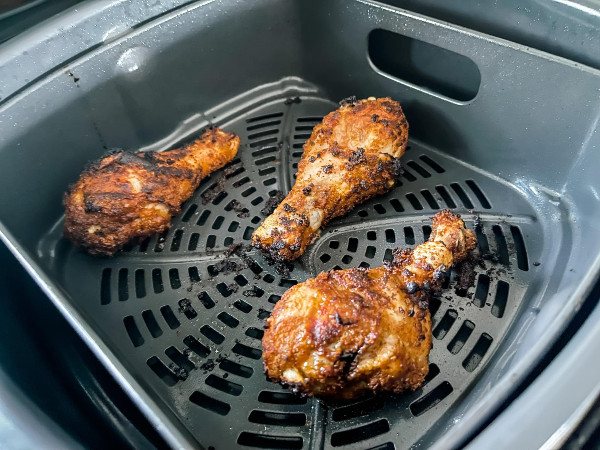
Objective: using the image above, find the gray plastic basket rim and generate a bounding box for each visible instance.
[0,1,599,448]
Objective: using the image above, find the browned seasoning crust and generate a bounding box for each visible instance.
[262,210,476,399]
[63,128,240,256]
[252,97,409,261]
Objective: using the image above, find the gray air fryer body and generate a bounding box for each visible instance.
[1,1,600,448]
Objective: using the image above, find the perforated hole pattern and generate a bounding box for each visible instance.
[52,96,542,449]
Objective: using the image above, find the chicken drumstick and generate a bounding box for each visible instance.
[252,97,408,261]
[262,210,476,399]
[64,128,240,256]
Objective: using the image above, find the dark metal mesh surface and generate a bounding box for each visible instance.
[40,96,542,449]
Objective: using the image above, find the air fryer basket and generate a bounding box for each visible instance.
[1,1,600,449]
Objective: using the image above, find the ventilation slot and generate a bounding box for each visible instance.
[492,226,510,266]
[402,169,417,182]
[474,274,490,308]
[138,237,150,253]
[463,333,493,372]
[492,281,509,318]
[475,225,490,254]
[248,129,279,142]
[409,382,454,416]
[258,391,308,405]
[118,268,129,301]
[235,274,249,286]
[297,116,322,122]
[218,312,239,328]
[422,225,432,241]
[389,198,404,212]
[205,374,243,396]
[245,327,264,340]
[510,226,529,271]
[134,269,146,298]
[332,396,385,421]
[385,229,395,243]
[320,253,331,263]
[246,112,283,123]
[188,233,200,251]
[419,155,445,173]
[450,183,474,209]
[248,410,307,426]
[170,230,183,251]
[433,309,458,339]
[256,156,276,166]
[217,282,237,297]
[234,299,252,313]
[368,443,395,450]
[348,238,358,252]
[374,204,386,214]
[447,320,475,354]
[429,295,442,318]
[212,216,225,230]
[423,363,441,385]
[268,294,281,304]
[293,133,311,141]
[259,166,276,176]
[257,308,271,319]
[225,166,245,180]
[200,325,225,345]
[295,125,316,131]
[404,227,415,245]
[124,316,144,347]
[407,161,431,178]
[466,180,491,209]
[365,246,376,259]
[237,433,302,449]
[234,177,250,188]
[421,190,439,209]
[183,335,210,358]
[383,249,393,262]
[232,343,261,360]
[152,269,165,294]
[160,305,180,330]
[247,119,281,131]
[165,346,194,372]
[197,292,215,309]
[100,268,111,305]
[197,210,211,226]
[243,227,254,241]
[178,299,197,320]
[406,193,423,210]
[142,310,163,338]
[188,266,201,283]
[189,391,230,416]
[331,419,390,447]
[435,186,457,208]
[153,230,168,252]
[253,147,277,157]
[169,268,181,289]
[147,356,177,387]
[250,136,278,148]
[219,359,253,378]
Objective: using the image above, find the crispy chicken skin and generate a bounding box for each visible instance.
[262,210,476,399]
[252,97,408,261]
[64,128,240,256]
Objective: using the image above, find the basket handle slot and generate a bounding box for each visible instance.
[368,29,481,102]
